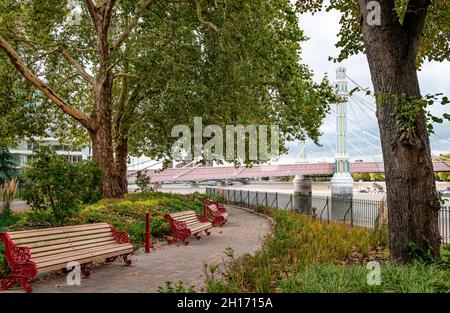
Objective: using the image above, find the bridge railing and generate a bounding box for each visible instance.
[206,187,450,246]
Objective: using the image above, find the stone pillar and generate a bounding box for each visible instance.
[293,175,312,214]
[152,182,160,191]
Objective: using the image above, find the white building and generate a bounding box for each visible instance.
[10,135,91,168]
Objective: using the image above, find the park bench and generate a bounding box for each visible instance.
[164,211,212,245]
[202,198,227,214]
[205,203,229,227]
[0,222,134,293]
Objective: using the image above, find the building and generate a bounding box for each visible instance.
[10,134,91,168]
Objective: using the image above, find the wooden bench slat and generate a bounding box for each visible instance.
[8,223,110,239]
[13,228,113,245]
[30,237,115,254]
[22,233,114,249]
[32,243,127,263]
[37,248,134,273]
[31,239,117,258]
[36,244,134,269]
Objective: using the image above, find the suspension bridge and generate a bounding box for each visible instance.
[127,67,450,185]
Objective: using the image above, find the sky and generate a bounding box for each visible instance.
[129,3,450,169]
[282,6,450,164]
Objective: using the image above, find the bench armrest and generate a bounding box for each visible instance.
[164,214,188,229]
[109,225,132,244]
[196,213,208,223]
[0,232,33,265]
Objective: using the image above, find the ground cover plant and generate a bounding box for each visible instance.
[203,209,450,293]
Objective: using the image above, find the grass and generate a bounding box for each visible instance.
[279,263,450,293]
[204,208,450,293]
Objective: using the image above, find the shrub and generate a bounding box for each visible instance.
[135,170,152,194]
[205,210,386,292]
[0,177,19,215]
[22,148,103,226]
[78,192,203,247]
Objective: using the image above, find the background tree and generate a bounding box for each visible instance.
[298,0,450,262]
[0,0,334,198]
[0,146,18,184]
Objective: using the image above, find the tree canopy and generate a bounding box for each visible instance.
[0,0,335,162]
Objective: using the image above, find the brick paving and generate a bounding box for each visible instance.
[9,205,271,293]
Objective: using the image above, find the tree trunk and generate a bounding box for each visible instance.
[90,70,126,198]
[115,137,129,194]
[359,0,440,263]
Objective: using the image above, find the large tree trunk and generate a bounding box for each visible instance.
[115,137,129,194]
[359,0,440,263]
[90,70,126,198]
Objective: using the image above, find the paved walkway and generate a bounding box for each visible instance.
[13,205,271,293]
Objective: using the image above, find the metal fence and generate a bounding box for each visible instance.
[206,187,450,246]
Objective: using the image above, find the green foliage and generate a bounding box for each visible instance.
[158,281,196,293]
[135,170,151,194]
[1,0,336,166]
[296,1,449,66]
[278,263,450,293]
[0,146,19,184]
[204,209,450,293]
[205,210,386,292]
[0,177,19,215]
[78,192,204,247]
[22,148,102,226]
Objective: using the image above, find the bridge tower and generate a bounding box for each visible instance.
[331,67,354,220]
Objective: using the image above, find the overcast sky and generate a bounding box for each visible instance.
[282,6,450,163]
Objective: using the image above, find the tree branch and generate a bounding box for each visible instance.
[0,36,94,131]
[62,48,96,86]
[403,0,431,43]
[111,0,156,51]
[191,0,218,32]
[167,0,218,31]
[85,0,99,29]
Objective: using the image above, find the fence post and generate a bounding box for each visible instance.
[350,200,354,227]
[248,190,250,207]
[275,192,278,209]
[265,192,268,207]
[327,197,330,222]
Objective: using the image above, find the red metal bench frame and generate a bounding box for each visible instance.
[0,224,132,293]
[205,205,227,227]
[201,198,227,213]
[164,212,211,246]
[200,198,228,226]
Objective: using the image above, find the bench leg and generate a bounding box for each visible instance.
[123,254,132,266]
[81,263,92,278]
[1,275,33,293]
[106,256,118,263]
[205,229,211,236]
[194,233,201,240]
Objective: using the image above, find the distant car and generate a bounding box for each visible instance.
[359,189,368,193]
